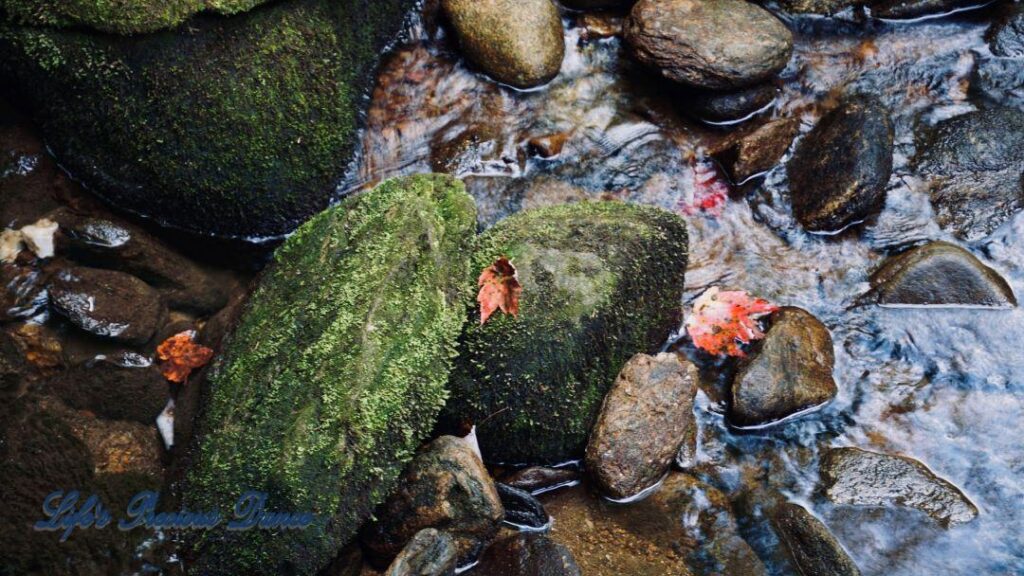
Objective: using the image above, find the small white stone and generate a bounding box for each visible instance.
[20,218,58,259]
[157,400,175,450]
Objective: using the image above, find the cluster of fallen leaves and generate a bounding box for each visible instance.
[156,330,213,383]
[477,257,522,325]
[685,287,778,357]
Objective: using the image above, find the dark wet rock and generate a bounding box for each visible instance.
[497,483,550,529]
[625,0,793,90]
[972,57,1024,110]
[986,3,1024,57]
[0,262,49,322]
[502,466,581,494]
[585,352,699,499]
[0,328,25,395]
[0,0,270,34]
[0,0,417,240]
[863,241,1016,308]
[441,0,565,89]
[184,176,477,575]
[444,201,689,464]
[44,354,168,424]
[362,436,504,565]
[819,447,979,527]
[913,107,1024,241]
[48,266,165,346]
[476,533,582,576]
[689,83,777,123]
[714,117,800,182]
[770,502,862,576]
[53,211,228,314]
[870,0,978,19]
[776,0,862,14]
[730,307,837,428]
[787,96,894,233]
[384,529,458,576]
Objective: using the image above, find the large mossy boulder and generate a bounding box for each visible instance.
[0,0,416,239]
[0,0,270,35]
[444,201,688,464]
[183,175,477,576]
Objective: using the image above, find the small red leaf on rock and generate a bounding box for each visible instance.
[685,287,778,357]
[156,330,213,384]
[477,257,522,325]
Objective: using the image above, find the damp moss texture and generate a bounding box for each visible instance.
[184,175,477,575]
[0,0,269,34]
[0,0,415,239]
[444,201,688,464]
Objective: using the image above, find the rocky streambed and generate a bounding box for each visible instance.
[2,0,1024,575]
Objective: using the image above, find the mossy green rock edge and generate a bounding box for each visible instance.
[0,0,269,35]
[184,175,477,575]
[444,201,688,464]
[0,0,416,239]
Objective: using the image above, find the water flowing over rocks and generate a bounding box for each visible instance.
[871,0,982,19]
[730,307,838,428]
[47,266,165,346]
[624,0,793,90]
[441,0,565,89]
[585,352,699,500]
[384,529,459,576]
[688,84,778,123]
[986,3,1024,57]
[787,96,894,233]
[714,117,801,182]
[770,502,862,576]
[863,241,1017,307]
[502,466,581,494]
[819,447,979,527]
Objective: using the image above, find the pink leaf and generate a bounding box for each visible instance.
[685,287,778,357]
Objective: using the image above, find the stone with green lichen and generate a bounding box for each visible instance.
[183,175,477,576]
[443,200,688,464]
[0,0,270,35]
[0,0,415,239]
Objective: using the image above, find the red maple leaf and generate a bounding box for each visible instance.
[678,157,730,217]
[685,287,778,357]
[156,330,214,384]
[477,257,522,325]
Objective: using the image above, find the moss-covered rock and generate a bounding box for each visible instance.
[0,0,269,35]
[0,0,416,239]
[444,201,688,464]
[183,175,477,575]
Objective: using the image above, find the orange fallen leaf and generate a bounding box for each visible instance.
[685,287,778,357]
[477,257,522,325]
[156,330,213,384]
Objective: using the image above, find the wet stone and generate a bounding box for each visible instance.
[48,267,165,346]
[870,0,981,19]
[475,533,582,576]
[688,83,777,123]
[986,2,1024,57]
[714,117,800,182]
[770,502,862,576]
[44,354,168,424]
[0,329,26,395]
[384,529,458,576]
[502,466,581,494]
[776,0,862,14]
[497,483,550,530]
[819,447,979,527]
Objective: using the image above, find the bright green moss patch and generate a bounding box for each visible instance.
[444,200,689,464]
[0,0,269,35]
[184,175,477,575]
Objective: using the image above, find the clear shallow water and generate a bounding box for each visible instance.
[349,4,1024,575]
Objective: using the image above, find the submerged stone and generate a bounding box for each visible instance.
[770,502,862,576]
[0,0,417,240]
[475,533,582,576]
[184,175,477,575]
[48,266,166,346]
[444,201,688,464]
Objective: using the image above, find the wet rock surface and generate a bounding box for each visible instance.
[714,117,800,182]
[585,352,699,499]
[871,0,980,19]
[730,307,838,428]
[48,266,165,346]
[787,96,894,233]
[497,483,550,529]
[502,466,581,494]
[864,241,1017,307]
[986,3,1024,57]
[819,447,979,527]
[770,502,862,576]
[476,533,582,576]
[688,84,777,122]
[362,436,505,565]
[44,354,168,424]
[384,529,458,576]
[625,0,792,90]
[441,0,565,89]
[913,107,1024,241]
[775,0,862,15]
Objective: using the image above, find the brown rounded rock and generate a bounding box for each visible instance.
[48,266,165,346]
[770,502,862,576]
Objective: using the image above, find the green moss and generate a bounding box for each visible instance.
[0,0,269,35]
[443,200,689,464]
[0,0,416,239]
[184,175,477,575]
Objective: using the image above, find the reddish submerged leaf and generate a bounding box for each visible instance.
[477,257,522,325]
[157,330,214,384]
[685,287,778,357]
[678,157,730,217]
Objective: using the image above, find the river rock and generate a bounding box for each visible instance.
[689,83,777,123]
[0,0,416,240]
[870,0,978,19]
[912,107,1024,241]
[730,307,837,428]
[819,447,979,527]
[53,211,228,314]
[476,534,582,576]
[441,0,565,89]
[624,0,793,90]
[0,329,26,395]
[384,529,459,576]
[787,96,894,233]
[863,241,1016,308]
[503,466,581,494]
[585,352,699,500]
[184,175,477,576]
[45,354,168,424]
[48,266,165,346]
[770,502,862,576]
[0,0,270,34]
[362,436,505,565]
[776,0,862,14]
[714,117,800,182]
[497,483,550,529]
[444,201,689,464]
[561,0,632,9]
[986,3,1024,57]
